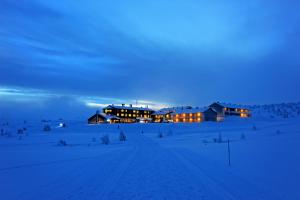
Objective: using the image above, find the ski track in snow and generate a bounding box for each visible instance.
[0,129,284,200]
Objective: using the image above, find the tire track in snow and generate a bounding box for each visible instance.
[170,148,282,200]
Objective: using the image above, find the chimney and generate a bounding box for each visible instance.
[122,103,125,107]
[129,104,132,107]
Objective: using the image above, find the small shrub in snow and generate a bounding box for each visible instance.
[119,131,127,141]
[240,133,246,140]
[101,134,110,145]
[252,125,257,131]
[276,130,282,135]
[218,133,223,143]
[5,130,12,138]
[167,129,173,136]
[202,139,208,144]
[43,125,51,132]
[58,140,67,146]
[141,130,144,134]
[158,132,163,138]
[0,129,3,136]
[17,129,24,135]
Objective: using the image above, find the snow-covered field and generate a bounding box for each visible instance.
[0,115,299,200]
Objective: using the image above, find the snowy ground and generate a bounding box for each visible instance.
[0,116,299,200]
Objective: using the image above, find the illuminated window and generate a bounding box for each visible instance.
[121,114,124,116]
[136,111,139,113]
[197,113,201,116]
[117,113,120,116]
[133,110,136,113]
[197,118,201,121]
[121,109,124,112]
[189,118,193,122]
[133,114,136,117]
[189,113,193,117]
[183,114,186,117]
[129,114,131,117]
[240,113,247,118]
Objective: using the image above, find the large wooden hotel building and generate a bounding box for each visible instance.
[88,102,250,124]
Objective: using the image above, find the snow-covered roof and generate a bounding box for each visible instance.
[213,102,250,109]
[101,113,120,120]
[152,110,173,115]
[104,105,154,111]
[171,107,208,115]
[92,113,120,120]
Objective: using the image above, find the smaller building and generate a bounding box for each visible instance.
[88,112,120,124]
[203,108,224,122]
[151,110,174,123]
[209,102,251,117]
[172,108,205,123]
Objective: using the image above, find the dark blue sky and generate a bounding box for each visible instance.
[0,0,299,119]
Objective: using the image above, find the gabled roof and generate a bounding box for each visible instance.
[171,107,208,115]
[152,110,173,115]
[212,102,250,109]
[102,113,120,120]
[103,105,154,111]
[203,107,218,113]
[89,113,120,120]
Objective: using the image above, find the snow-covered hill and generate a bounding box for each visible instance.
[0,103,299,200]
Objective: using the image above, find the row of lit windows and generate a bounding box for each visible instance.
[154,114,172,119]
[175,113,202,117]
[224,108,248,113]
[119,109,150,114]
[175,118,202,122]
[116,113,150,118]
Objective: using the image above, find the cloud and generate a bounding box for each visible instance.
[0,0,299,114]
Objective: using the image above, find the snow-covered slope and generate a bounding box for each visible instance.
[0,106,299,200]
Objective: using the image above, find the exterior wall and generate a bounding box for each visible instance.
[210,103,251,118]
[152,113,173,123]
[88,114,106,124]
[103,106,154,123]
[224,107,250,117]
[173,112,204,123]
[204,109,218,121]
[203,108,224,122]
[209,103,225,114]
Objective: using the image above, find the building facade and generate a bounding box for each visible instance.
[209,102,251,117]
[172,108,205,123]
[103,104,154,123]
[151,110,174,123]
[88,113,120,124]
